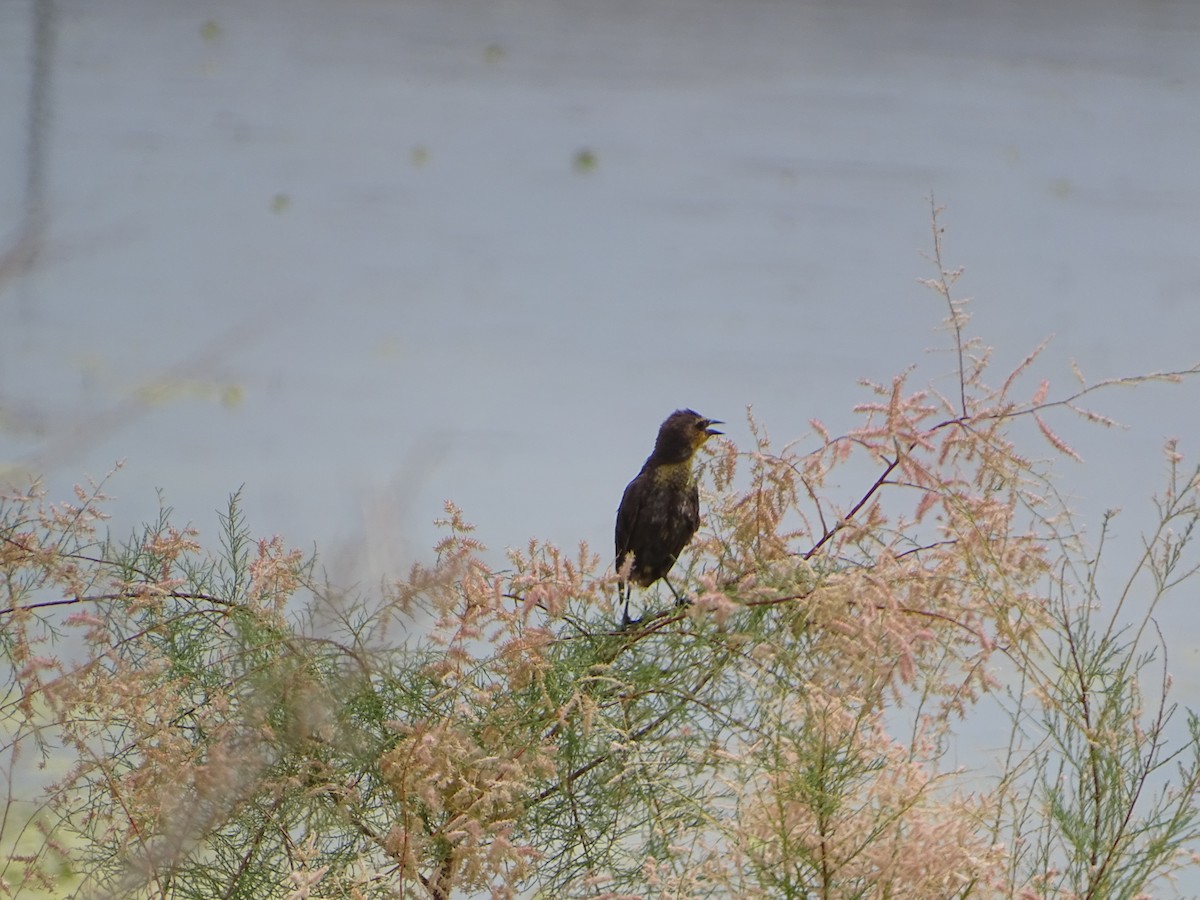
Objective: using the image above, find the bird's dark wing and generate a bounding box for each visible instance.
[614,474,643,567]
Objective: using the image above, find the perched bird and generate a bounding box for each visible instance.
[615,409,722,626]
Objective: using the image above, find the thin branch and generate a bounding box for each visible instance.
[804,453,901,560]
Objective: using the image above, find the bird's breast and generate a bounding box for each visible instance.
[650,461,695,489]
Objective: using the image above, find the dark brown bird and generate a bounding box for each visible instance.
[615,409,722,626]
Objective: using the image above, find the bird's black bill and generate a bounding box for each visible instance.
[705,419,724,436]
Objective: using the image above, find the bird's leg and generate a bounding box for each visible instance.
[619,584,639,630]
[663,576,691,608]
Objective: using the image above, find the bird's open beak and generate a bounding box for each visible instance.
[704,419,724,436]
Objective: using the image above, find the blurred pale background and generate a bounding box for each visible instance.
[2,0,1199,791]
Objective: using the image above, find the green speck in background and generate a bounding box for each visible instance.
[136,379,245,409]
[200,20,222,42]
[484,43,505,65]
[271,193,291,214]
[410,145,430,167]
[573,148,598,174]
[220,384,244,409]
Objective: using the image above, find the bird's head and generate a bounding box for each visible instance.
[652,409,723,462]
